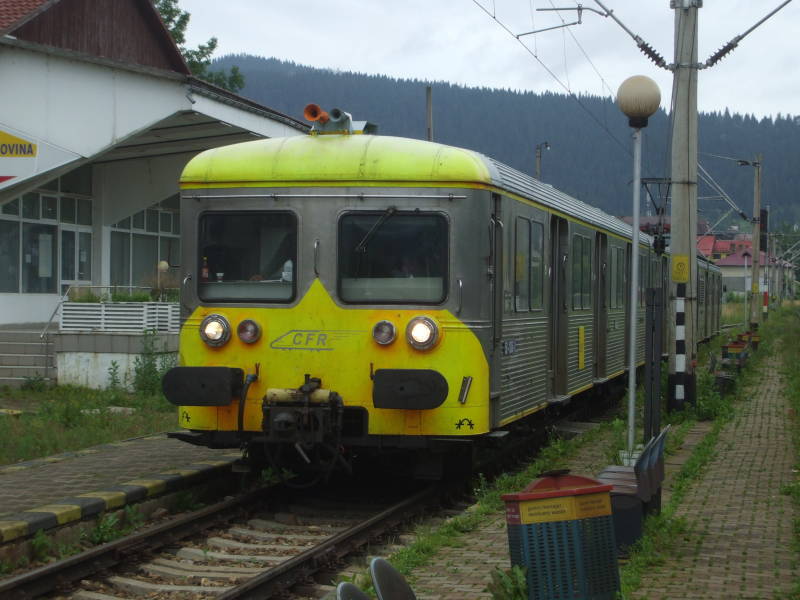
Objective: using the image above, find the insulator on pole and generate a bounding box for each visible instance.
[638,40,667,69]
[705,39,739,68]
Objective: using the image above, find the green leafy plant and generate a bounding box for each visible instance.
[123,505,144,531]
[694,367,732,421]
[85,513,121,545]
[110,291,152,302]
[171,490,204,513]
[21,374,48,392]
[488,565,528,600]
[107,360,122,390]
[259,466,294,485]
[133,330,172,395]
[30,528,54,562]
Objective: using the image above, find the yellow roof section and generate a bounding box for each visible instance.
[180,134,493,186]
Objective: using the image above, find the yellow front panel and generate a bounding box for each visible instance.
[179,279,490,436]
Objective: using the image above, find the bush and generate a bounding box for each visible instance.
[694,367,731,421]
[132,330,175,396]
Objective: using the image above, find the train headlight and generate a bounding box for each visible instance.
[199,314,231,347]
[406,316,439,351]
[372,320,397,345]
[237,319,261,344]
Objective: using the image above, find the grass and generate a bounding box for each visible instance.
[336,422,619,596]
[618,305,788,597]
[774,306,800,599]
[0,384,174,465]
[721,296,747,327]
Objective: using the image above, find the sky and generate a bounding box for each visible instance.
[180,0,798,119]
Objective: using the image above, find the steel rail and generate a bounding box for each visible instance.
[219,484,441,600]
[0,485,273,599]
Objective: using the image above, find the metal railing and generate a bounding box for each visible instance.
[40,285,180,339]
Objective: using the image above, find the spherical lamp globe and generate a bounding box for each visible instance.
[617,75,661,128]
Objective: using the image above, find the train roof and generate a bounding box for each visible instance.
[181,134,648,244]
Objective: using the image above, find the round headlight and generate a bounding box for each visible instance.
[405,316,439,350]
[199,314,231,347]
[237,319,261,344]
[372,320,397,345]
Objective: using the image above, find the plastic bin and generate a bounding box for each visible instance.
[502,471,619,600]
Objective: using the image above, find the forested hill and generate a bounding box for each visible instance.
[214,54,800,227]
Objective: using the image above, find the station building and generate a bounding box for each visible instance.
[0,0,306,326]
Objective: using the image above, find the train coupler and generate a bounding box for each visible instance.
[261,375,344,445]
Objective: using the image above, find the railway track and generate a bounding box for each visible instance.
[1,479,439,600]
[1,391,618,600]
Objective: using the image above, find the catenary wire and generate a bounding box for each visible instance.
[470,0,631,156]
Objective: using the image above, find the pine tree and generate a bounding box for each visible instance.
[153,0,244,93]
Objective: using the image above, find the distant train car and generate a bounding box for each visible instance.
[163,106,720,478]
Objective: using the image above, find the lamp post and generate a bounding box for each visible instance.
[617,75,661,457]
[534,141,550,180]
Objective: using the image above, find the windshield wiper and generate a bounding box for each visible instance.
[354,206,396,253]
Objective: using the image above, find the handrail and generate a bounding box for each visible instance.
[40,285,72,340]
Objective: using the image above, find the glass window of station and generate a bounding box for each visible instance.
[0,168,93,294]
[196,211,296,302]
[111,195,180,291]
[338,211,448,304]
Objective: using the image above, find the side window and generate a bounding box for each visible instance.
[609,246,617,309]
[572,233,591,310]
[582,235,591,309]
[572,234,582,309]
[531,221,544,309]
[515,217,531,312]
[616,248,625,308]
[639,252,646,307]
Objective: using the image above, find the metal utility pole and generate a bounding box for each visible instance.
[746,155,763,328]
[535,141,550,179]
[667,0,699,410]
[426,86,434,142]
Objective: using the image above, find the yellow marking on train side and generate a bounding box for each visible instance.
[497,402,548,427]
[578,326,586,370]
[568,382,595,396]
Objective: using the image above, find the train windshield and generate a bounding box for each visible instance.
[338,211,448,303]
[197,211,296,302]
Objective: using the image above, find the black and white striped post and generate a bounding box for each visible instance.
[617,76,661,457]
[674,282,687,406]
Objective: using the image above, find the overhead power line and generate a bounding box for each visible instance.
[470,0,631,155]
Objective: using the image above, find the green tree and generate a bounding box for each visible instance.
[154,0,244,93]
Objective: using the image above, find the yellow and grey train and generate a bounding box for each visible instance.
[163,105,721,477]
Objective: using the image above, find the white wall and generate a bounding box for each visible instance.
[0,294,60,326]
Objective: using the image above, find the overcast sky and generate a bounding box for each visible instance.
[180,0,797,119]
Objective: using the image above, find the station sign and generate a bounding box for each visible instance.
[0,124,81,192]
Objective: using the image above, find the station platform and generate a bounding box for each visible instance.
[408,358,797,599]
[0,434,239,544]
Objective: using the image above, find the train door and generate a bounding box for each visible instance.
[549,216,569,399]
[593,232,608,380]
[661,254,669,356]
[489,193,504,406]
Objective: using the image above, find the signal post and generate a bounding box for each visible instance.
[668,0,700,410]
